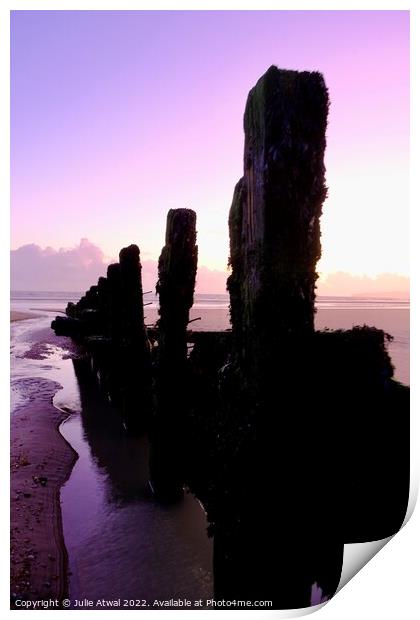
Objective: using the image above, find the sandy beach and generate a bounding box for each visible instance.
[11,311,44,322]
[10,316,79,607]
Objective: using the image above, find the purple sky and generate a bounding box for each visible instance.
[11,10,409,291]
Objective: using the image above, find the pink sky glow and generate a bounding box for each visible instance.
[11,11,409,293]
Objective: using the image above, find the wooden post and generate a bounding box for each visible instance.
[117,244,151,432]
[156,209,198,367]
[119,244,149,349]
[228,65,329,378]
[106,263,123,343]
[215,66,333,608]
[150,208,198,502]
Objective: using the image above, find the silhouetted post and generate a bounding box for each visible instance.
[85,285,99,309]
[106,263,123,343]
[119,245,149,348]
[150,208,198,502]
[156,210,198,366]
[228,65,328,380]
[97,276,108,315]
[117,244,151,432]
[65,302,77,318]
[217,66,332,608]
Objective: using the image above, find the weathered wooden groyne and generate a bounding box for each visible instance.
[52,65,409,610]
[228,66,328,371]
[210,66,335,605]
[52,243,152,432]
[149,208,198,501]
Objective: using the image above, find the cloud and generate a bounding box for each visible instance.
[11,239,113,292]
[10,239,230,294]
[140,263,229,294]
[195,266,229,294]
[317,271,409,298]
[11,240,408,299]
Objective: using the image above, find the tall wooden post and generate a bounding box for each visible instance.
[117,245,151,432]
[156,209,198,366]
[228,65,329,379]
[106,263,123,343]
[216,66,332,607]
[119,244,149,350]
[150,208,198,502]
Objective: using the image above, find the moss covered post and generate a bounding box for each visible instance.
[150,208,198,502]
[228,65,329,380]
[215,66,333,607]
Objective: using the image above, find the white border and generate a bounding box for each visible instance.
[2,2,418,619]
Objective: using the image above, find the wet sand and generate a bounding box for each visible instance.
[10,319,82,606]
[11,311,44,322]
[10,378,77,603]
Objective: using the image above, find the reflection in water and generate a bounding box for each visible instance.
[60,358,213,605]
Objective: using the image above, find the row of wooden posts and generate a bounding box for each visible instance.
[52,66,409,609]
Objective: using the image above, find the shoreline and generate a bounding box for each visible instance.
[11,311,45,322]
[11,379,78,605]
[10,321,80,607]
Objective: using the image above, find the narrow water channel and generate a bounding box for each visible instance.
[58,357,213,606]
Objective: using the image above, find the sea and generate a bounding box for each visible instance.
[11,290,410,385]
